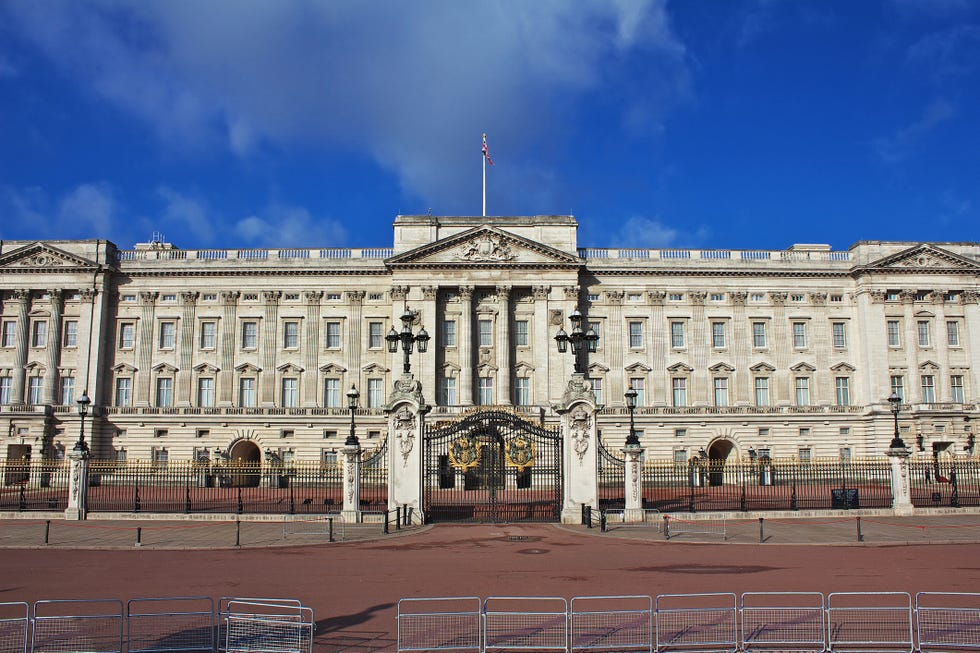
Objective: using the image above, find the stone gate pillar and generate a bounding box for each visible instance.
[888,446,914,516]
[386,375,429,524]
[65,442,90,520]
[623,444,645,523]
[553,375,598,524]
[342,441,361,523]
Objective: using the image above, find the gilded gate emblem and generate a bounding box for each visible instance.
[449,435,482,471]
[505,436,535,471]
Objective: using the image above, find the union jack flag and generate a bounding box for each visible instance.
[482,133,494,166]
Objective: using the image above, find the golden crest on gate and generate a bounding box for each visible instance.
[449,435,482,471]
[505,436,535,471]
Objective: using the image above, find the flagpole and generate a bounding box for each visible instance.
[482,144,487,217]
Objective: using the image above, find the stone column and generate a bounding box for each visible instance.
[420,286,439,396]
[342,441,361,523]
[386,376,428,522]
[304,291,322,406]
[532,286,551,405]
[135,292,157,407]
[458,286,474,405]
[64,439,90,520]
[963,291,980,404]
[888,446,914,516]
[177,291,197,406]
[623,444,645,522]
[11,290,30,405]
[496,285,511,405]
[605,290,625,402]
[930,291,951,400]
[260,291,281,406]
[730,292,750,405]
[42,289,63,405]
[689,291,708,405]
[554,375,598,524]
[218,291,239,406]
[770,292,789,403]
[346,291,365,393]
[648,291,667,406]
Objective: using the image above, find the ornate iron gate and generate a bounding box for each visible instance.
[597,434,626,511]
[424,410,562,523]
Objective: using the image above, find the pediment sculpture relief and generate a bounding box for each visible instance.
[456,234,516,262]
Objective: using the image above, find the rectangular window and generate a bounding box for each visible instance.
[890,375,905,402]
[1,321,16,348]
[947,321,960,347]
[673,449,688,464]
[441,377,457,405]
[670,321,685,348]
[156,377,173,407]
[514,377,530,406]
[200,321,216,349]
[478,319,492,347]
[887,320,901,347]
[795,377,810,406]
[32,321,47,348]
[0,377,11,404]
[197,378,215,407]
[241,321,258,349]
[921,375,935,403]
[239,378,256,407]
[752,322,767,348]
[478,377,493,405]
[917,320,931,347]
[713,378,729,407]
[119,322,135,349]
[281,378,299,407]
[630,378,645,406]
[798,447,812,463]
[152,447,169,468]
[325,321,341,348]
[115,377,132,406]
[323,378,341,408]
[839,447,852,463]
[159,321,176,349]
[711,322,726,348]
[671,377,687,407]
[675,429,686,438]
[951,375,965,403]
[835,377,850,406]
[27,377,42,405]
[792,322,807,348]
[367,378,383,408]
[63,320,78,347]
[755,377,770,407]
[590,377,603,405]
[442,320,456,347]
[60,377,75,405]
[628,321,643,348]
[832,322,847,348]
[669,293,683,301]
[368,322,384,349]
[283,321,299,349]
[514,320,529,347]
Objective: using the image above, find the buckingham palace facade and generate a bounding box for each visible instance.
[0,214,978,466]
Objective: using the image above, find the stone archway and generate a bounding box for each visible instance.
[706,438,736,486]
[228,440,261,487]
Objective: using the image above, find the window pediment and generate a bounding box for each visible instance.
[750,362,776,373]
[319,363,347,374]
[514,361,535,374]
[790,362,816,372]
[919,360,940,371]
[831,362,856,373]
[152,363,177,374]
[667,362,694,373]
[625,361,652,373]
[193,363,219,374]
[587,363,610,374]
[709,362,735,373]
[235,363,261,374]
[362,362,389,374]
[276,363,304,374]
[112,363,137,374]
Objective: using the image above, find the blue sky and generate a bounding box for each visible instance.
[1,1,978,252]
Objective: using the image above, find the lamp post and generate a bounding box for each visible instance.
[888,392,907,450]
[386,309,430,374]
[346,384,360,447]
[74,390,91,457]
[624,385,640,447]
[554,309,599,374]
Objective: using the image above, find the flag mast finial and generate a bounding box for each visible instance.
[482,133,493,217]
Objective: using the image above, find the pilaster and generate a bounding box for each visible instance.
[135,292,157,407]
[260,291,280,406]
[42,289,63,405]
[420,286,438,399]
[496,285,511,404]
[532,286,551,406]
[11,289,30,405]
[176,291,197,407]
[458,286,474,405]
[345,291,365,395]
[304,291,323,406]
[218,291,239,406]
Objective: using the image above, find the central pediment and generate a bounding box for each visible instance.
[0,242,100,272]
[386,225,583,269]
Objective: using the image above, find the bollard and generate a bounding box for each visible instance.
[584,505,592,528]
[383,511,390,535]
[663,515,671,540]
[44,520,50,545]
[600,511,607,533]
[406,506,414,526]
[328,517,334,543]
[396,506,402,530]
[235,519,240,547]
[759,517,765,543]
[136,527,142,547]
[856,516,864,542]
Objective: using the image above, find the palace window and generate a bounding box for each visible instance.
[119,322,135,349]
[478,319,493,347]
[711,321,726,348]
[514,377,530,406]
[951,375,965,403]
[241,321,258,349]
[890,375,905,402]
[921,375,935,403]
[441,377,457,405]
[367,378,384,408]
[514,320,529,347]
[31,320,47,348]
[832,322,847,348]
[1,321,15,348]
[63,320,78,348]
[239,378,256,407]
[0,377,11,404]
[158,321,176,349]
[590,377,603,405]
[27,377,42,405]
[281,378,299,408]
[792,322,807,348]
[630,378,645,406]
[713,377,729,407]
[835,377,850,406]
[325,321,341,348]
[200,321,217,349]
[947,321,960,347]
[628,321,643,348]
[478,377,493,405]
[115,377,132,406]
[755,377,770,407]
[442,320,456,347]
[887,320,901,347]
[197,378,215,407]
[283,321,300,349]
[795,377,810,406]
[671,377,687,407]
[156,377,173,407]
[368,322,384,349]
[917,320,931,347]
[752,322,767,348]
[670,321,685,349]
[60,377,75,405]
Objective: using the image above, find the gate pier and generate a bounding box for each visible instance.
[386,375,429,522]
[553,375,599,524]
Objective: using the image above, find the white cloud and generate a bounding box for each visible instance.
[1,1,689,211]
[234,205,347,248]
[605,215,708,248]
[875,98,956,164]
[156,187,217,244]
[57,183,119,236]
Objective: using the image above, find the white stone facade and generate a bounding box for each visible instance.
[0,215,977,467]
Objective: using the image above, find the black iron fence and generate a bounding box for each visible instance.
[911,456,980,508]
[87,461,344,514]
[597,436,625,511]
[359,440,388,511]
[641,457,893,512]
[0,460,70,511]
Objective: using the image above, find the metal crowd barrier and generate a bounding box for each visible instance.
[0,597,310,653]
[396,592,980,653]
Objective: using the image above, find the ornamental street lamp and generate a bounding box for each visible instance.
[346,384,360,447]
[554,308,599,374]
[888,392,907,450]
[386,308,430,374]
[74,390,91,456]
[624,385,640,447]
